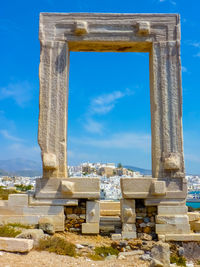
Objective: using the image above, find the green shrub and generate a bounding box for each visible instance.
[94,246,119,257]
[15,184,33,192]
[37,236,76,257]
[0,186,19,200]
[0,225,22,237]
[87,253,104,261]
[170,254,186,266]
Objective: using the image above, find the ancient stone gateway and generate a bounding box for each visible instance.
[1,13,200,241]
[36,13,188,239]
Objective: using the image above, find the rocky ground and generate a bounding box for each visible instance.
[0,232,150,267]
[0,250,149,267]
[0,230,200,267]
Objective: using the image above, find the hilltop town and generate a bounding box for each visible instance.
[1,162,200,202]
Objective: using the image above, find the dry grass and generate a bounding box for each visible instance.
[37,236,77,257]
[7,223,33,229]
[0,224,22,237]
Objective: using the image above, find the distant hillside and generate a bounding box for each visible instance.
[0,169,9,176]
[124,165,152,175]
[0,158,42,177]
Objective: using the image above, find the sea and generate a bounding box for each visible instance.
[187,190,200,209]
[186,202,200,209]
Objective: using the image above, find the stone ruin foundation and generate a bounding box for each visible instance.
[135,200,157,240]
[1,12,200,242]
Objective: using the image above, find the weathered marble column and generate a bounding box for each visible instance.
[38,41,69,178]
[149,41,184,178]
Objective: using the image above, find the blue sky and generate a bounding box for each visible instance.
[0,0,200,174]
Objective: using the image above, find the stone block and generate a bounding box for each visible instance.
[136,21,150,35]
[28,196,78,206]
[100,225,115,233]
[100,201,120,216]
[86,201,100,223]
[43,152,57,170]
[188,212,200,222]
[119,250,144,256]
[16,229,44,246]
[0,237,33,252]
[35,177,100,199]
[0,214,64,231]
[74,20,88,35]
[121,178,186,199]
[122,223,136,232]
[111,234,121,241]
[100,216,121,227]
[8,194,28,206]
[122,231,137,239]
[82,223,99,234]
[38,217,55,234]
[156,224,190,234]
[121,178,152,198]
[156,215,189,224]
[157,205,188,215]
[165,234,200,242]
[121,199,135,223]
[100,210,120,216]
[145,199,186,206]
[163,153,180,170]
[151,181,166,196]
[24,205,64,215]
[61,180,74,194]
[0,205,64,216]
[190,221,200,231]
[151,241,170,267]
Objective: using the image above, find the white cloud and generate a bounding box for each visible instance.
[158,0,176,5]
[185,154,200,164]
[89,89,133,115]
[195,52,200,58]
[189,41,200,58]
[71,132,151,151]
[68,150,94,160]
[191,42,200,48]
[7,143,40,161]
[83,89,134,134]
[0,130,24,142]
[182,66,187,73]
[0,81,33,107]
[84,118,104,134]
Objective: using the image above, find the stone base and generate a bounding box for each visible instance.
[156,205,191,235]
[0,194,101,234]
[0,194,64,231]
[120,177,191,239]
[156,223,190,234]
[35,177,100,199]
[121,177,187,200]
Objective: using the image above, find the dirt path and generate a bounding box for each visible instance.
[0,250,150,267]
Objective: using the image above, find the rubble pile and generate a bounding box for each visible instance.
[135,200,157,239]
